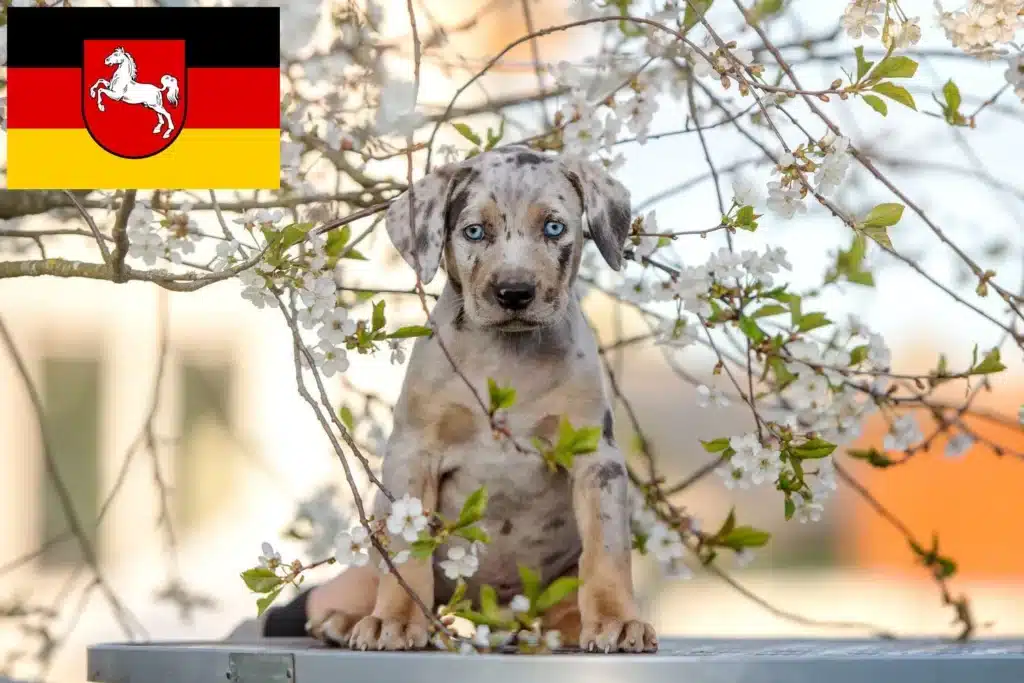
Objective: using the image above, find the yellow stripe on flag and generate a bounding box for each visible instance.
[6,128,281,190]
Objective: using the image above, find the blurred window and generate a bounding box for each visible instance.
[39,356,102,567]
[175,358,238,533]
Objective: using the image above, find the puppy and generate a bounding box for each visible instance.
[309,146,657,653]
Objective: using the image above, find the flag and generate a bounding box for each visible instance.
[6,7,281,190]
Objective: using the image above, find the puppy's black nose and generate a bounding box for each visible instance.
[493,281,536,311]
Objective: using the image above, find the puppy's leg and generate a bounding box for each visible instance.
[541,593,582,647]
[348,439,439,651]
[570,440,657,653]
[305,563,378,645]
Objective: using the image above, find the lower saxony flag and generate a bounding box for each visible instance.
[6,7,281,190]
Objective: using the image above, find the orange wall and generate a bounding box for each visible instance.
[841,386,1024,579]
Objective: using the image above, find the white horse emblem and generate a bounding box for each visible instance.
[88,47,180,139]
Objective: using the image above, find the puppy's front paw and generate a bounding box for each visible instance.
[307,610,359,647]
[580,619,658,654]
[348,615,430,651]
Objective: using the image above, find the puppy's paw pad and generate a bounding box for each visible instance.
[307,611,358,647]
[378,619,430,650]
[580,619,657,653]
[622,620,657,653]
[348,616,383,651]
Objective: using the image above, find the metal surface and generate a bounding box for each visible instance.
[227,651,294,683]
[88,637,1024,683]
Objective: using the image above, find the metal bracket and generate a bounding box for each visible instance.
[227,652,295,683]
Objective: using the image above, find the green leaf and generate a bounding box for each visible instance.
[556,418,602,456]
[790,438,837,459]
[737,316,766,343]
[854,46,874,81]
[715,507,737,539]
[849,345,870,366]
[445,582,471,618]
[341,248,368,261]
[277,222,313,250]
[789,457,805,484]
[784,495,796,521]
[325,225,352,257]
[256,586,284,616]
[943,79,962,114]
[487,378,517,413]
[484,118,506,151]
[701,437,731,453]
[796,312,831,333]
[937,79,967,126]
[534,577,582,612]
[454,525,491,544]
[856,203,904,250]
[734,205,759,231]
[720,525,772,550]
[518,564,542,604]
[683,0,714,31]
[339,404,355,431]
[872,82,916,110]
[449,579,468,606]
[846,270,875,286]
[848,447,895,468]
[862,94,888,116]
[935,556,958,579]
[457,486,488,528]
[751,304,788,318]
[784,293,803,327]
[971,347,1006,374]
[456,608,513,630]
[632,531,650,554]
[479,584,499,618]
[768,355,797,388]
[857,224,893,250]
[863,203,906,228]
[751,0,784,19]
[452,122,482,146]
[371,300,386,332]
[388,325,433,339]
[829,235,875,287]
[867,55,918,80]
[241,567,283,594]
[410,538,438,559]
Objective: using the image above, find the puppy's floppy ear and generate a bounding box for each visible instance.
[561,156,632,271]
[384,160,475,284]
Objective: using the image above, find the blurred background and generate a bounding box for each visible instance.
[1,0,1024,681]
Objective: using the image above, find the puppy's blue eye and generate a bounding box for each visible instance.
[463,224,485,241]
[543,220,566,238]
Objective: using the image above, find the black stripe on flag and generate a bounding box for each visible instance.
[8,6,281,68]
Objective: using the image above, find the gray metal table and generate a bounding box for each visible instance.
[87,637,1024,683]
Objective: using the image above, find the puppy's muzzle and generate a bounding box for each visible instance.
[493,280,536,311]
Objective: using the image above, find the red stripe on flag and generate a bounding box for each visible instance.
[186,68,281,128]
[7,67,280,130]
[8,68,82,128]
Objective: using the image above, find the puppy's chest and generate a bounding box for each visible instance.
[434,429,581,599]
[435,409,564,519]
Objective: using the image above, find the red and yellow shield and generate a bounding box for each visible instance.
[82,39,187,159]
